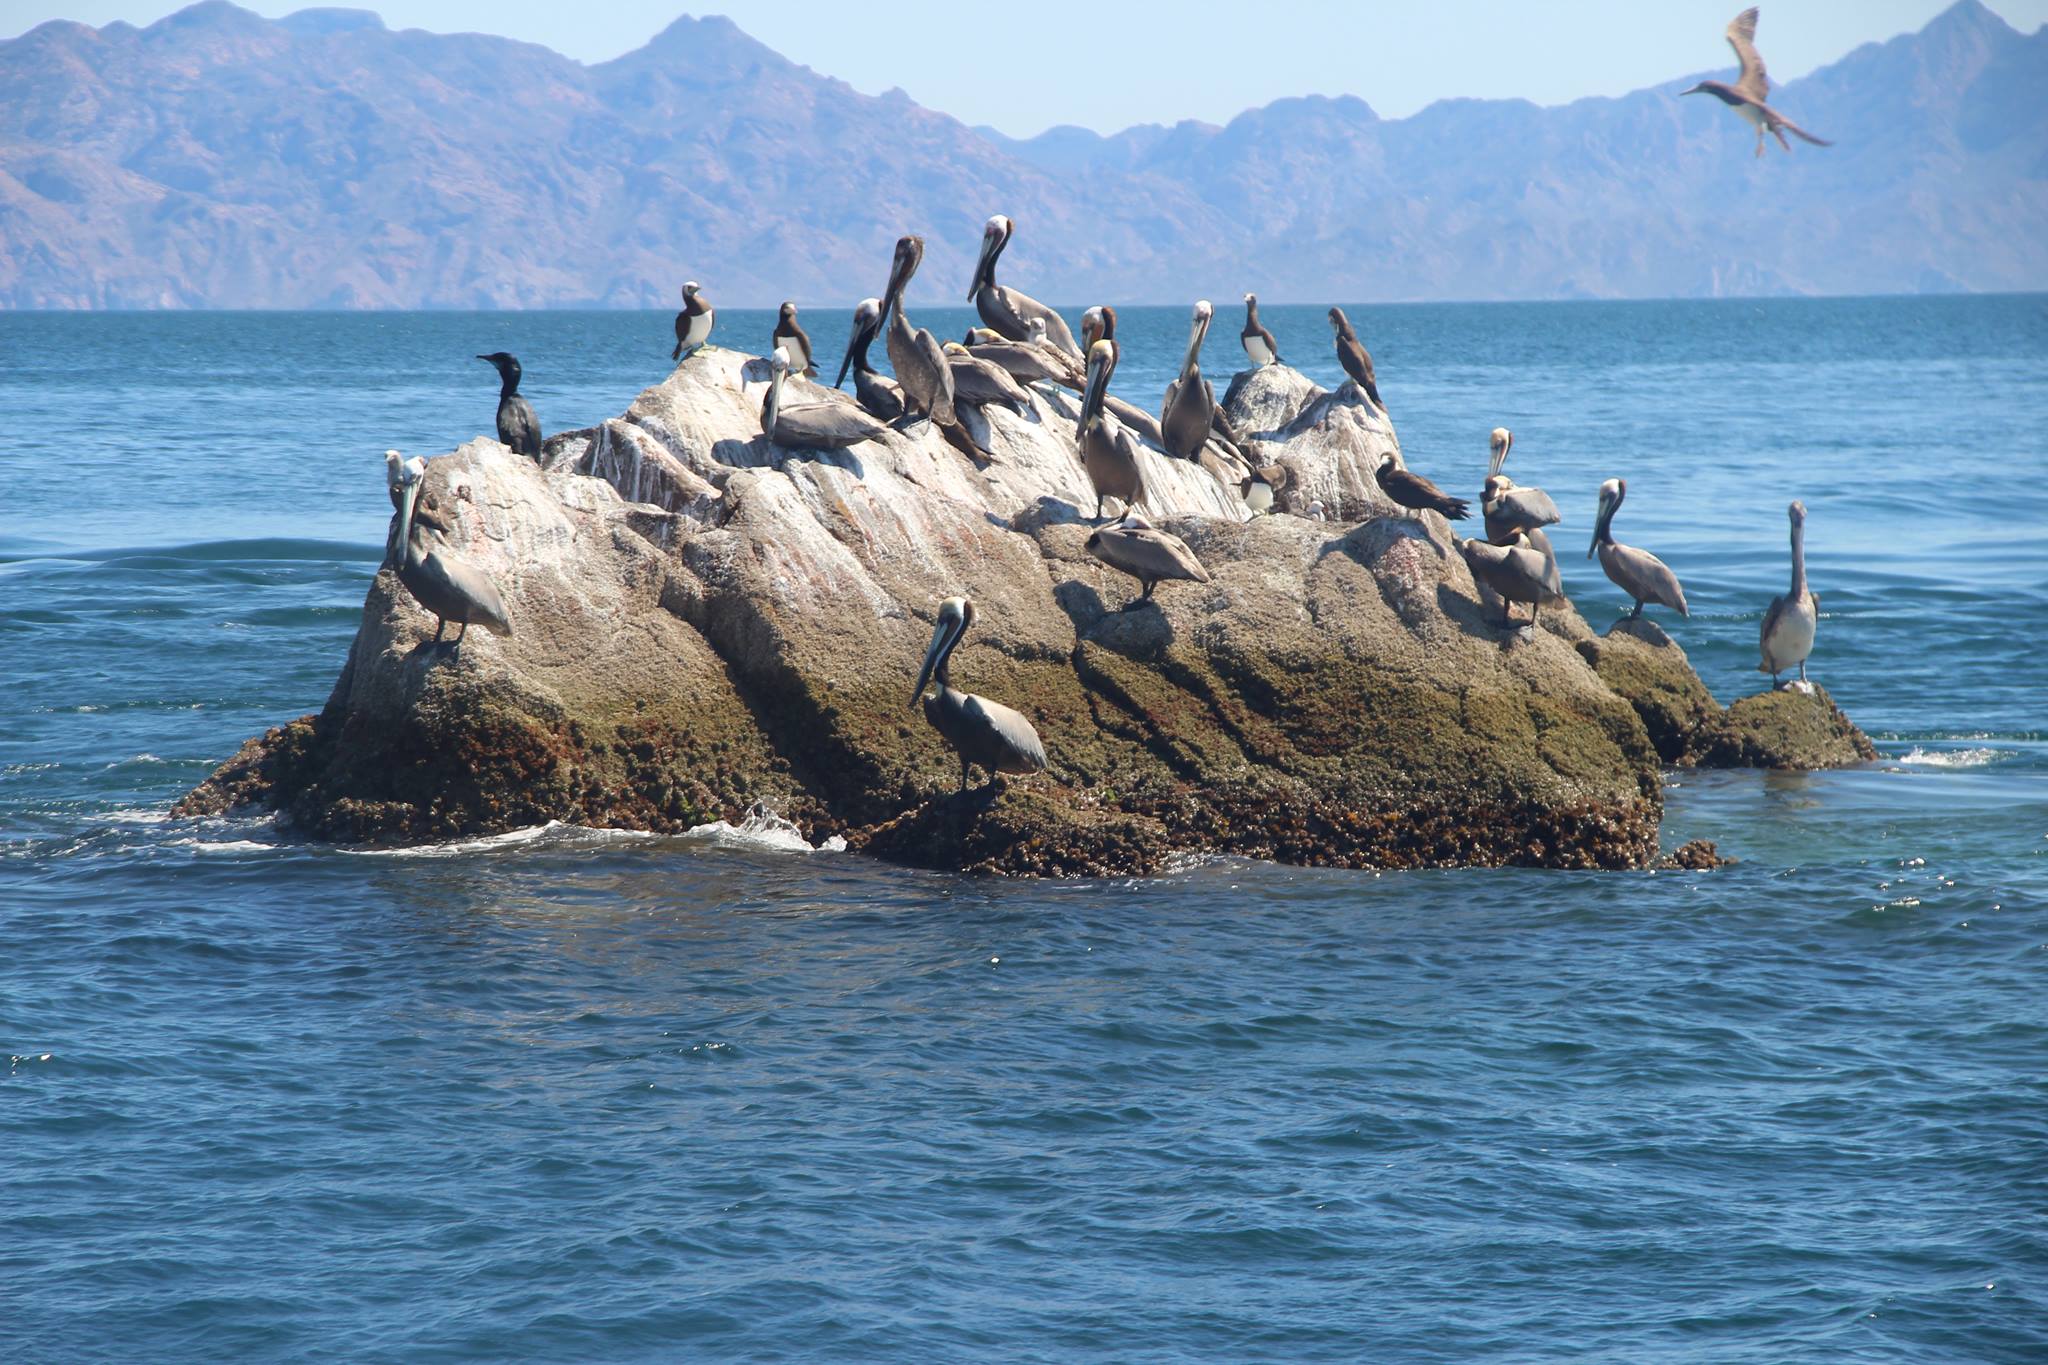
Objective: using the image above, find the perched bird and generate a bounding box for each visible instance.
[476,352,541,459]
[1086,512,1211,608]
[1241,292,1281,367]
[911,596,1048,794]
[1481,428,1562,544]
[761,346,887,451]
[1239,462,1294,516]
[1588,478,1688,620]
[772,301,816,377]
[941,341,1032,410]
[1758,499,1818,687]
[1328,308,1386,414]
[1683,8,1831,158]
[963,322,1083,391]
[1377,456,1469,521]
[1463,531,1564,632]
[672,282,713,361]
[382,451,511,649]
[834,298,905,422]
[1160,300,1219,461]
[967,215,1080,356]
[1077,337,1145,522]
[882,235,985,462]
[1080,306,1167,448]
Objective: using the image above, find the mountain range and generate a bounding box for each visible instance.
[1,1,2043,308]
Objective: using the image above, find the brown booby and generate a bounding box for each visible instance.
[1589,478,1688,620]
[476,352,541,459]
[1683,8,1831,157]
[1077,337,1145,522]
[772,302,816,377]
[1481,428,1562,544]
[1758,499,1817,686]
[383,451,511,648]
[1463,531,1565,632]
[1328,308,1387,414]
[1241,292,1281,367]
[1160,300,1219,461]
[1239,461,1294,515]
[672,282,713,361]
[912,596,1048,794]
[1085,511,1211,608]
[968,215,1080,357]
[763,346,889,451]
[1376,456,1469,521]
[834,298,906,422]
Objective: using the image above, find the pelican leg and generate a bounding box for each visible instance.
[1629,600,1644,620]
[1094,493,1105,521]
[957,756,971,796]
[455,620,470,644]
[1531,602,1542,629]
[1141,579,1157,601]
[1798,660,1807,683]
[432,618,447,644]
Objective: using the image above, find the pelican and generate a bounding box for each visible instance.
[383,451,511,648]
[672,282,713,361]
[1758,499,1818,686]
[1077,337,1145,521]
[1085,512,1211,608]
[941,341,1032,410]
[1328,309,1387,415]
[762,346,887,451]
[1683,8,1831,158]
[833,298,905,422]
[476,352,541,458]
[1463,531,1564,632]
[967,215,1080,357]
[1589,478,1688,620]
[1241,292,1281,367]
[772,302,816,377]
[1482,428,1561,544]
[1377,456,1470,521]
[1239,462,1294,515]
[963,322,1083,390]
[881,235,988,461]
[911,596,1048,793]
[1160,300,1220,461]
[1080,306,1167,448]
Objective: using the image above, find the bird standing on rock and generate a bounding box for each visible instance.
[1077,335,1146,522]
[1085,512,1211,608]
[1463,531,1564,633]
[382,451,512,650]
[761,346,888,451]
[834,298,905,422]
[672,282,713,361]
[772,301,816,377]
[1683,8,1831,157]
[968,214,1080,357]
[912,596,1048,795]
[1759,499,1818,687]
[1481,428,1561,544]
[1589,478,1688,621]
[1328,308,1387,415]
[1241,293,1281,367]
[1377,456,1469,522]
[476,352,541,458]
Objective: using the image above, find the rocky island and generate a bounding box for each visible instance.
[177,351,1872,875]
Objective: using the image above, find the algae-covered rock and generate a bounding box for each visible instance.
[179,349,1792,873]
[1694,685,1877,771]
[1577,618,1721,764]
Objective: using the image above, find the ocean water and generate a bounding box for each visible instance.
[3,297,2045,1362]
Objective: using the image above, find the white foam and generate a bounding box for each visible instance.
[683,805,845,854]
[1895,746,2010,769]
[342,820,659,858]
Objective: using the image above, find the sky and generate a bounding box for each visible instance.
[4,0,2043,136]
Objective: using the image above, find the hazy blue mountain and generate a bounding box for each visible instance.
[1,0,2041,307]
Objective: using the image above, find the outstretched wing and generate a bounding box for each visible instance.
[1727,7,1769,102]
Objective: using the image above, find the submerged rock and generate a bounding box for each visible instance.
[178,352,1852,872]
[1695,685,1877,771]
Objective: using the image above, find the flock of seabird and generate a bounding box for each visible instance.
[380,7,1828,793]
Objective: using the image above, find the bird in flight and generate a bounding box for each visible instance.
[1683,8,1832,157]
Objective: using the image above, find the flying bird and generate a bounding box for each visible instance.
[1683,8,1832,157]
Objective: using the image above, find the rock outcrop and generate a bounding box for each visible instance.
[178,352,1865,873]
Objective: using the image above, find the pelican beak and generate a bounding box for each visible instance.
[1080,343,1113,423]
[834,320,864,389]
[390,473,419,569]
[1489,431,1511,478]
[910,614,952,706]
[969,230,1000,301]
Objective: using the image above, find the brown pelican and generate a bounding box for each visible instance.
[1683,8,1831,157]
[1377,457,1469,521]
[1463,531,1564,632]
[1239,461,1294,515]
[672,282,713,361]
[882,236,988,461]
[1160,301,1220,461]
[772,302,816,377]
[967,215,1079,357]
[476,353,541,458]
[1328,309,1386,414]
[1241,293,1281,367]
[1085,512,1210,608]
[1080,306,1168,448]
[1482,428,1561,544]
[1758,499,1818,686]
[834,298,905,422]
[383,451,511,647]
[911,596,1048,793]
[762,346,888,451]
[963,323,1082,391]
[1589,478,1688,620]
[941,342,1032,410]
[1078,338,1145,521]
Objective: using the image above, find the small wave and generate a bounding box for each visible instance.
[1894,746,2012,769]
[163,837,279,854]
[684,805,846,854]
[341,820,658,858]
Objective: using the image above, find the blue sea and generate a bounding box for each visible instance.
[3,297,2045,1362]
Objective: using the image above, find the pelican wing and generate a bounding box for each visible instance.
[772,400,888,450]
[414,544,512,635]
[1104,394,1166,448]
[947,353,1031,408]
[1463,538,1555,606]
[913,327,957,425]
[1494,484,1562,533]
[1601,541,1687,614]
[962,692,1047,774]
[1727,7,1769,102]
[1089,521,1211,585]
[979,284,1080,358]
[967,340,1074,389]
